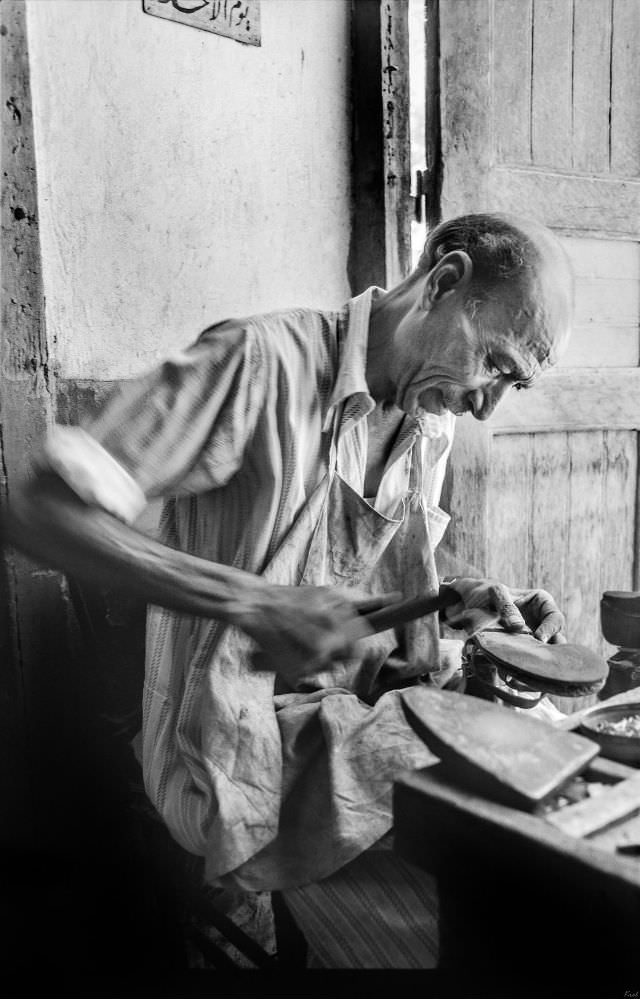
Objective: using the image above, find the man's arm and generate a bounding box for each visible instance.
[2,471,388,671]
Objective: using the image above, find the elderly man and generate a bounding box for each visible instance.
[6,213,573,968]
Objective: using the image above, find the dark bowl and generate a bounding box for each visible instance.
[578,702,640,765]
[601,593,640,647]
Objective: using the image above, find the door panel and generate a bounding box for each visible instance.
[611,0,640,175]
[572,0,613,174]
[437,0,640,658]
[559,237,640,368]
[530,0,573,169]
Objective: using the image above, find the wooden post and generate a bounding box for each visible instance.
[1,0,77,852]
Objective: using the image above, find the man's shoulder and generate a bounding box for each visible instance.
[197,304,342,358]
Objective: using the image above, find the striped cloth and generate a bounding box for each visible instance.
[40,288,455,890]
[282,835,439,969]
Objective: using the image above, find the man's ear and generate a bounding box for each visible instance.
[422,250,473,308]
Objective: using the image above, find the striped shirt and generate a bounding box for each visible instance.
[42,288,454,886]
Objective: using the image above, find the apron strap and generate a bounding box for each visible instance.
[408,435,424,497]
[327,404,342,477]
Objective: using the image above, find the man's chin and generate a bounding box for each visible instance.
[404,385,468,417]
[411,387,448,416]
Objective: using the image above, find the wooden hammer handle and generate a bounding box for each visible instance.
[363,585,460,634]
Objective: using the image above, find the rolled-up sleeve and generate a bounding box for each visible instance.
[40,321,266,521]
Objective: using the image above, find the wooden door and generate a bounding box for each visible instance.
[436,0,640,657]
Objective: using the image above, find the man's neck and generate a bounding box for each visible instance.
[364,404,405,497]
[365,274,424,403]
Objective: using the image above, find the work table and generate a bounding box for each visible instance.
[393,686,640,975]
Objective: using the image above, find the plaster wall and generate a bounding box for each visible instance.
[26,0,352,379]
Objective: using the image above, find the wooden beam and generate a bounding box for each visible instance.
[487,166,640,237]
[490,369,640,434]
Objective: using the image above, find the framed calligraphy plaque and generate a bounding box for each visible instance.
[143,0,261,47]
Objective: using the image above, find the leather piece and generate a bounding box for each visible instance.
[401,686,598,811]
[469,631,607,685]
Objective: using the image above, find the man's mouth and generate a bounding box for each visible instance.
[440,390,470,416]
[450,402,471,416]
[409,383,470,417]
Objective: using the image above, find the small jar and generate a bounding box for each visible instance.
[600,591,640,699]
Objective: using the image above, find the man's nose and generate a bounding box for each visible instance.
[469,380,511,421]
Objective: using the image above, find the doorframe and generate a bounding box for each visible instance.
[349,0,414,292]
[423,0,443,229]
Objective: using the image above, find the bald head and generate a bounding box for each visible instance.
[416,213,574,367]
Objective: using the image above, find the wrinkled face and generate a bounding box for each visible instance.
[393,272,571,421]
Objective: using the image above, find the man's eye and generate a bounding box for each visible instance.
[486,359,502,377]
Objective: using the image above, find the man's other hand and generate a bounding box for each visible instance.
[443,578,566,644]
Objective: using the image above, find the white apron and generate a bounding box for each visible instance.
[214,407,443,889]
